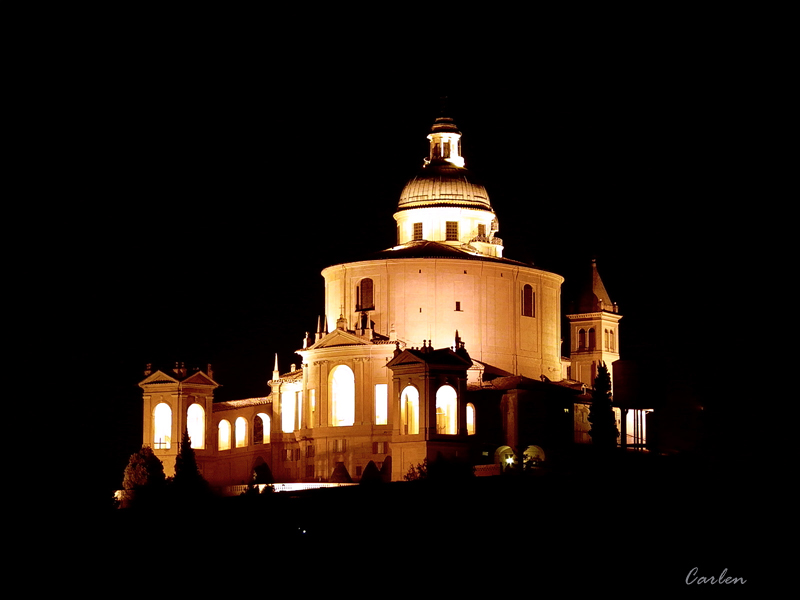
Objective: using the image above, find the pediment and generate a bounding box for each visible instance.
[182,370,219,387]
[305,329,373,350]
[139,370,179,386]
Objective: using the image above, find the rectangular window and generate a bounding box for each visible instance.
[455,301,462,311]
[334,439,347,452]
[373,441,388,454]
[309,389,316,428]
[477,223,486,238]
[306,445,315,458]
[446,221,459,241]
[375,384,388,425]
[413,222,423,240]
[284,449,294,461]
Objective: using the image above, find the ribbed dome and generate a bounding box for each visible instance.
[397,161,492,211]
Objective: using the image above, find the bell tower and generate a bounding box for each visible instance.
[566,260,622,389]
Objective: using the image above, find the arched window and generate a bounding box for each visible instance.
[578,329,586,350]
[153,403,172,449]
[466,403,476,435]
[357,278,374,311]
[435,385,457,435]
[330,365,355,427]
[218,420,231,451]
[401,386,419,435]
[604,329,610,350]
[609,329,615,352]
[235,417,247,448]
[522,284,534,317]
[253,413,270,444]
[186,403,205,449]
[588,328,596,350]
[281,391,295,433]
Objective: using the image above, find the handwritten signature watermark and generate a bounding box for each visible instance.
[686,568,746,585]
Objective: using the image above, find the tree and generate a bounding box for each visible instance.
[588,361,619,451]
[172,429,210,498]
[121,445,166,508]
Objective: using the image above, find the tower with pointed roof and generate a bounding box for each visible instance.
[565,259,622,389]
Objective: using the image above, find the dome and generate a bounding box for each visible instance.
[397,162,492,211]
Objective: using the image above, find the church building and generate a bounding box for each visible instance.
[138,110,651,488]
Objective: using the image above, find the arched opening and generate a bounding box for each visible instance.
[578,329,586,350]
[435,385,457,435]
[523,445,546,468]
[522,284,534,317]
[218,420,231,451]
[186,403,205,449]
[494,445,516,471]
[153,403,172,449]
[401,385,419,435]
[466,403,476,435]
[609,329,615,352]
[254,413,270,444]
[357,278,374,311]
[330,365,355,427]
[235,417,247,448]
[588,328,596,350]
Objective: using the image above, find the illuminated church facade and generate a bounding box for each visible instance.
[139,112,648,488]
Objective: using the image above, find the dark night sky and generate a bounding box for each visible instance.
[66,28,766,499]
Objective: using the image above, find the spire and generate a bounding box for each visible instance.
[575,259,617,314]
[272,354,280,380]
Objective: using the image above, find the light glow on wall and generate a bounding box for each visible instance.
[153,402,172,449]
[282,391,295,433]
[375,383,388,425]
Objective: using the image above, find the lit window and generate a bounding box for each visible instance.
[522,284,534,317]
[254,413,270,444]
[310,389,316,427]
[297,391,303,429]
[375,383,388,425]
[235,417,247,448]
[401,386,419,435]
[466,403,476,435]
[218,420,231,451]
[330,365,355,427]
[446,221,459,241]
[435,385,457,435]
[413,222,423,240]
[153,403,172,449]
[186,403,205,449]
[281,391,295,433]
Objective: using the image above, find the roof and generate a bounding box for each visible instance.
[573,259,617,313]
[397,162,491,211]
[361,240,541,268]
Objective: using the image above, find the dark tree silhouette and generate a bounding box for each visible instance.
[588,361,619,451]
[172,429,210,498]
[121,445,166,507]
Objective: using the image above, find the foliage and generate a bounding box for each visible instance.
[359,460,383,485]
[122,445,166,490]
[404,454,475,482]
[404,458,429,481]
[588,361,619,451]
[173,430,207,489]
